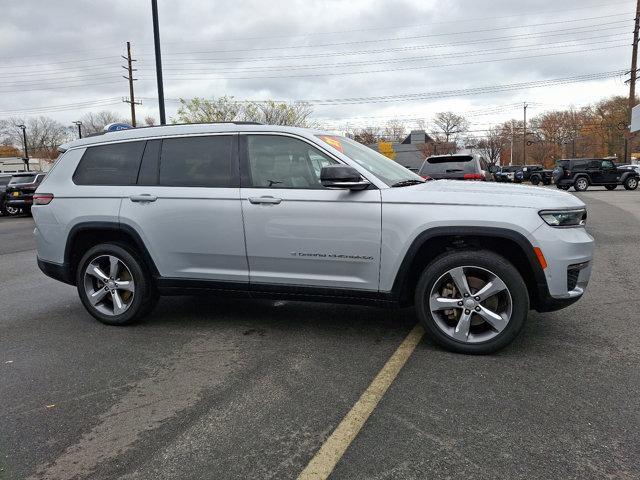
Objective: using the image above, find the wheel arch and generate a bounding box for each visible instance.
[64,222,159,285]
[391,227,547,310]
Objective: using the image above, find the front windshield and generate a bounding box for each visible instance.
[316,135,423,186]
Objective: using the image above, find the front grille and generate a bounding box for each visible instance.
[567,266,582,291]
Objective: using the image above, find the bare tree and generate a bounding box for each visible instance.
[346,126,383,144]
[244,100,313,127]
[0,116,70,158]
[477,126,507,164]
[383,119,407,142]
[80,111,128,135]
[174,96,243,124]
[432,112,469,143]
[144,116,157,127]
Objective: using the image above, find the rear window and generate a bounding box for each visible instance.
[0,177,11,186]
[159,135,234,188]
[420,156,477,175]
[9,174,37,185]
[73,141,146,185]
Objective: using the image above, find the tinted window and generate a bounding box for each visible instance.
[602,160,615,169]
[571,161,588,170]
[160,136,234,187]
[9,174,37,184]
[74,141,145,185]
[0,177,11,186]
[247,135,337,189]
[420,155,477,175]
[137,139,161,185]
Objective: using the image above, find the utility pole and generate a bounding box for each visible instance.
[522,103,528,165]
[628,0,640,161]
[510,120,514,166]
[151,0,166,125]
[73,121,83,139]
[17,124,29,171]
[122,41,141,127]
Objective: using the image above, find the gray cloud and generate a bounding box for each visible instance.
[0,0,633,131]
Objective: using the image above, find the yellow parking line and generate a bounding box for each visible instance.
[297,323,425,480]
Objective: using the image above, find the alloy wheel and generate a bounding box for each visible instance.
[576,178,588,190]
[628,178,638,189]
[83,255,135,316]
[429,266,513,344]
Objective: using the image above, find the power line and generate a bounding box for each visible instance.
[144,37,627,75]
[137,14,632,56]
[157,26,629,65]
[136,44,627,81]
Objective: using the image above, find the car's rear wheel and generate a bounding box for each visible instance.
[414,250,529,354]
[605,184,617,191]
[624,176,638,190]
[0,199,20,216]
[530,175,541,185]
[574,177,589,191]
[76,243,158,325]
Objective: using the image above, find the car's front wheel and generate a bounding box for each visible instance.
[76,243,158,325]
[605,184,617,191]
[624,176,638,190]
[414,250,529,354]
[574,177,589,191]
[530,175,541,185]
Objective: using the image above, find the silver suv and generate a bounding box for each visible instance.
[33,123,594,354]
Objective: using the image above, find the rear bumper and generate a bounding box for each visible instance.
[37,257,74,285]
[6,198,33,206]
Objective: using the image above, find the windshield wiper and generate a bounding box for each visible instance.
[391,179,425,187]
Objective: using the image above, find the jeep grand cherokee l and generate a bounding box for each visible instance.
[33,124,594,354]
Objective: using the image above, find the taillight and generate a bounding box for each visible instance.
[33,193,54,205]
[421,175,433,181]
[463,173,484,180]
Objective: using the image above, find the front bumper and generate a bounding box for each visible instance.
[530,223,594,311]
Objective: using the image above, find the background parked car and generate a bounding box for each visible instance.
[0,173,21,216]
[494,165,520,182]
[512,165,553,185]
[418,154,494,181]
[553,158,639,191]
[619,164,640,175]
[5,172,46,215]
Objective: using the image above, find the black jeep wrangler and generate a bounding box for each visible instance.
[515,165,553,185]
[554,158,639,192]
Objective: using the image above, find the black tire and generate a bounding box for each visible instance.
[0,198,20,216]
[414,250,529,355]
[76,243,158,325]
[605,184,617,191]
[623,176,638,190]
[530,175,541,186]
[574,177,589,191]
[558,185,571,190]
[543,178,551,185]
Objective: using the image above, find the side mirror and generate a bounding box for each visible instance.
[320,165,370,190]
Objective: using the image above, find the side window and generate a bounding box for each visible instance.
[159,136,234,187]
[246,135,337,189]
[137,139,161,185]
[588,160,601,169]
[573,161,588,170]
[73,141,146,185]
[602,160,614,169]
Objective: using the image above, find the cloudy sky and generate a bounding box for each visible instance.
[0,0,634,137]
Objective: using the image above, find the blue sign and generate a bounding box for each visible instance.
[104,122,133,132]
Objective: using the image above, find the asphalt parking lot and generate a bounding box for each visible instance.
[1,187,639,480]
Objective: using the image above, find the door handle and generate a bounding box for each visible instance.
[130,194,157,203]
[248,196,282,205]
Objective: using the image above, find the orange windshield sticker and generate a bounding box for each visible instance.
[319,136,344,153]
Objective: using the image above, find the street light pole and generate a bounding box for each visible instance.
[151,0,166,125]
[17,124,29,171]
[73,121,83,139]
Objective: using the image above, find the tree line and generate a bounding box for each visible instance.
[0,94,634,166]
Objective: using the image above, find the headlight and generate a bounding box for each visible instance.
[539,209,587,227]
